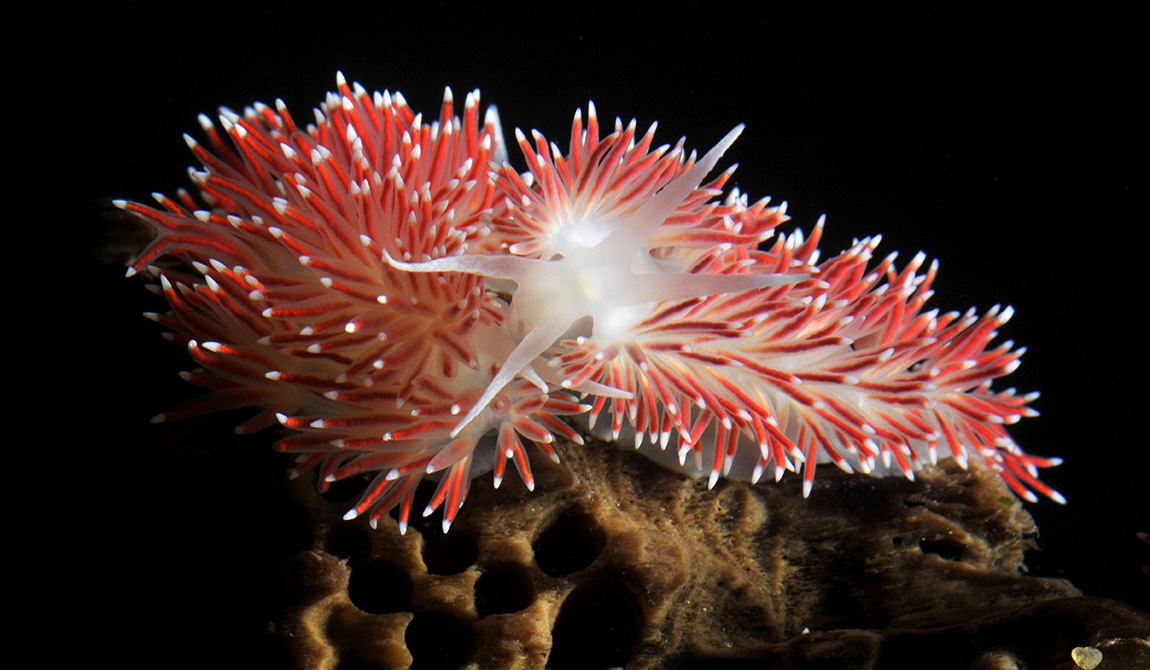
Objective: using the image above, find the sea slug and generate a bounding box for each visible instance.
[116,73,1062,532]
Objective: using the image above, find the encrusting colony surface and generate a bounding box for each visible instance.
[116,73,1063,533]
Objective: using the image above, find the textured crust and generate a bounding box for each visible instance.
[271,435,1109,670]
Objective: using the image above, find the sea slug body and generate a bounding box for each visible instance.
[116,73,1063,532]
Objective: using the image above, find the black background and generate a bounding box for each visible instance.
[53,3,1143,667]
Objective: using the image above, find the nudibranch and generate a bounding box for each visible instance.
[116,73,1062,533]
